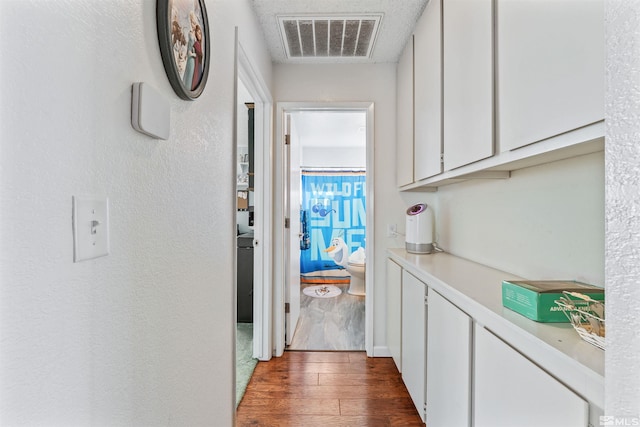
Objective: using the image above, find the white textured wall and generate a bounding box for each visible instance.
[605,0,640,418]
[0,0,271,425]
[436,152,605,286]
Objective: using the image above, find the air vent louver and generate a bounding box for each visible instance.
[278,15,383,60]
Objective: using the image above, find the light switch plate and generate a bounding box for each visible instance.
[73,196,110,262]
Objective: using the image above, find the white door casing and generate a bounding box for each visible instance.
[284,114,301,345]
[236,34,273,361]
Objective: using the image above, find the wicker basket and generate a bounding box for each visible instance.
[555,291,605,350]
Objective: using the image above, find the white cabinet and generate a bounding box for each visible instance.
[426,290,472,427]
[396,36,414,187]
[414,0,442,181]
[386,258,403,372]
[442,0,494,171]
[401,270,427,423]
[474,325,589,427]
[497,0,604,152]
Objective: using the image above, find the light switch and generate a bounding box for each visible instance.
[73,196,110,262]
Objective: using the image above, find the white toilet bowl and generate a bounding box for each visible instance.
[346,262,366,296]
[324,238,366,296]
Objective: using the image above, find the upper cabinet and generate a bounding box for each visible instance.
[442,0,494,171]
[497,0,604,152]
[414,0,443,181]
[396,35,415,187]
[398,0,604,190]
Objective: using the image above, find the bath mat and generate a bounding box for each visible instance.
[302,285,342,298]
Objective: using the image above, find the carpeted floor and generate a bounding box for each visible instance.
[236,323,258,407]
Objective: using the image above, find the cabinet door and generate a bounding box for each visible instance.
[386,259,403,372]
[443,0,494,171]
[401,270,426,423]
[396,36,415,187]
[498,0,604,152]
[414,0,442,181]
[426,290,471,427]
[474,326,588,427]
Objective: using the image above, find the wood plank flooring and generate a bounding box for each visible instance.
[236,351,424,426]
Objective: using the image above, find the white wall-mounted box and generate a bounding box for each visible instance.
[131,82,170,140]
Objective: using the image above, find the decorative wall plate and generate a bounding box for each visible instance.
[157,0,210,100]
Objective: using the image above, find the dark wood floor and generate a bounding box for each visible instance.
[236,351,424,426]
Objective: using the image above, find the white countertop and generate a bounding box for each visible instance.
[387,248,604,408]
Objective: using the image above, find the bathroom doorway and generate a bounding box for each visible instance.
[274,103,374,355]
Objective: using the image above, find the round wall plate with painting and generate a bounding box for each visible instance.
[157,0,211,100]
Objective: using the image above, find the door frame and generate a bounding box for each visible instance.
[273,101,375,357]
[236,35,273,361]
[283,113,301,346]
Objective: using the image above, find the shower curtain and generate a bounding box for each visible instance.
[300,170,366,284]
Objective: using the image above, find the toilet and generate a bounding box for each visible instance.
[324,238,366,296]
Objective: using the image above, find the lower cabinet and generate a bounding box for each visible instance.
[474,325,589,427]
[388,257,593,427]
[426,290,472,427]
[401,270,427,423]
[386,258,403,372]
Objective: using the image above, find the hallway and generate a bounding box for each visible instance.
[236,351,423,426]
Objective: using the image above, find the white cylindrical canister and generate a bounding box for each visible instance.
[405,203,434,254]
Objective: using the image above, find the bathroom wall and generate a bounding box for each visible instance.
[302,146,366,168]
[0,0,272,425]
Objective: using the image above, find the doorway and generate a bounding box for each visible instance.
[234,35,273,408]
[274,102,375,357]
[234,35,273,363]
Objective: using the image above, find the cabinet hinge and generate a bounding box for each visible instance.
[425,294,429,305]
[285,302,290,313]
[285,134,291,145]
[423,403,428,418]
[284,217,290,229]
[440,153,444,164]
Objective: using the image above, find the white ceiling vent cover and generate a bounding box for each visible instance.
[278,14,383,61]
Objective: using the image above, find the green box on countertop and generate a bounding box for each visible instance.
[501,280,604,322]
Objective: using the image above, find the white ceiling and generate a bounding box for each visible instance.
[250,0,428,63]
[247,1,427,148]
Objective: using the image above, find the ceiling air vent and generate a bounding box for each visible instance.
[278,14,383,61]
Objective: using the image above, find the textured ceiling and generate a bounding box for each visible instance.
[250,0,428,63]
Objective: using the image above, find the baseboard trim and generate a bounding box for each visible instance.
[373,345,392,357]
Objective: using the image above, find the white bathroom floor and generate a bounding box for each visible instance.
[287,282,365,351]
